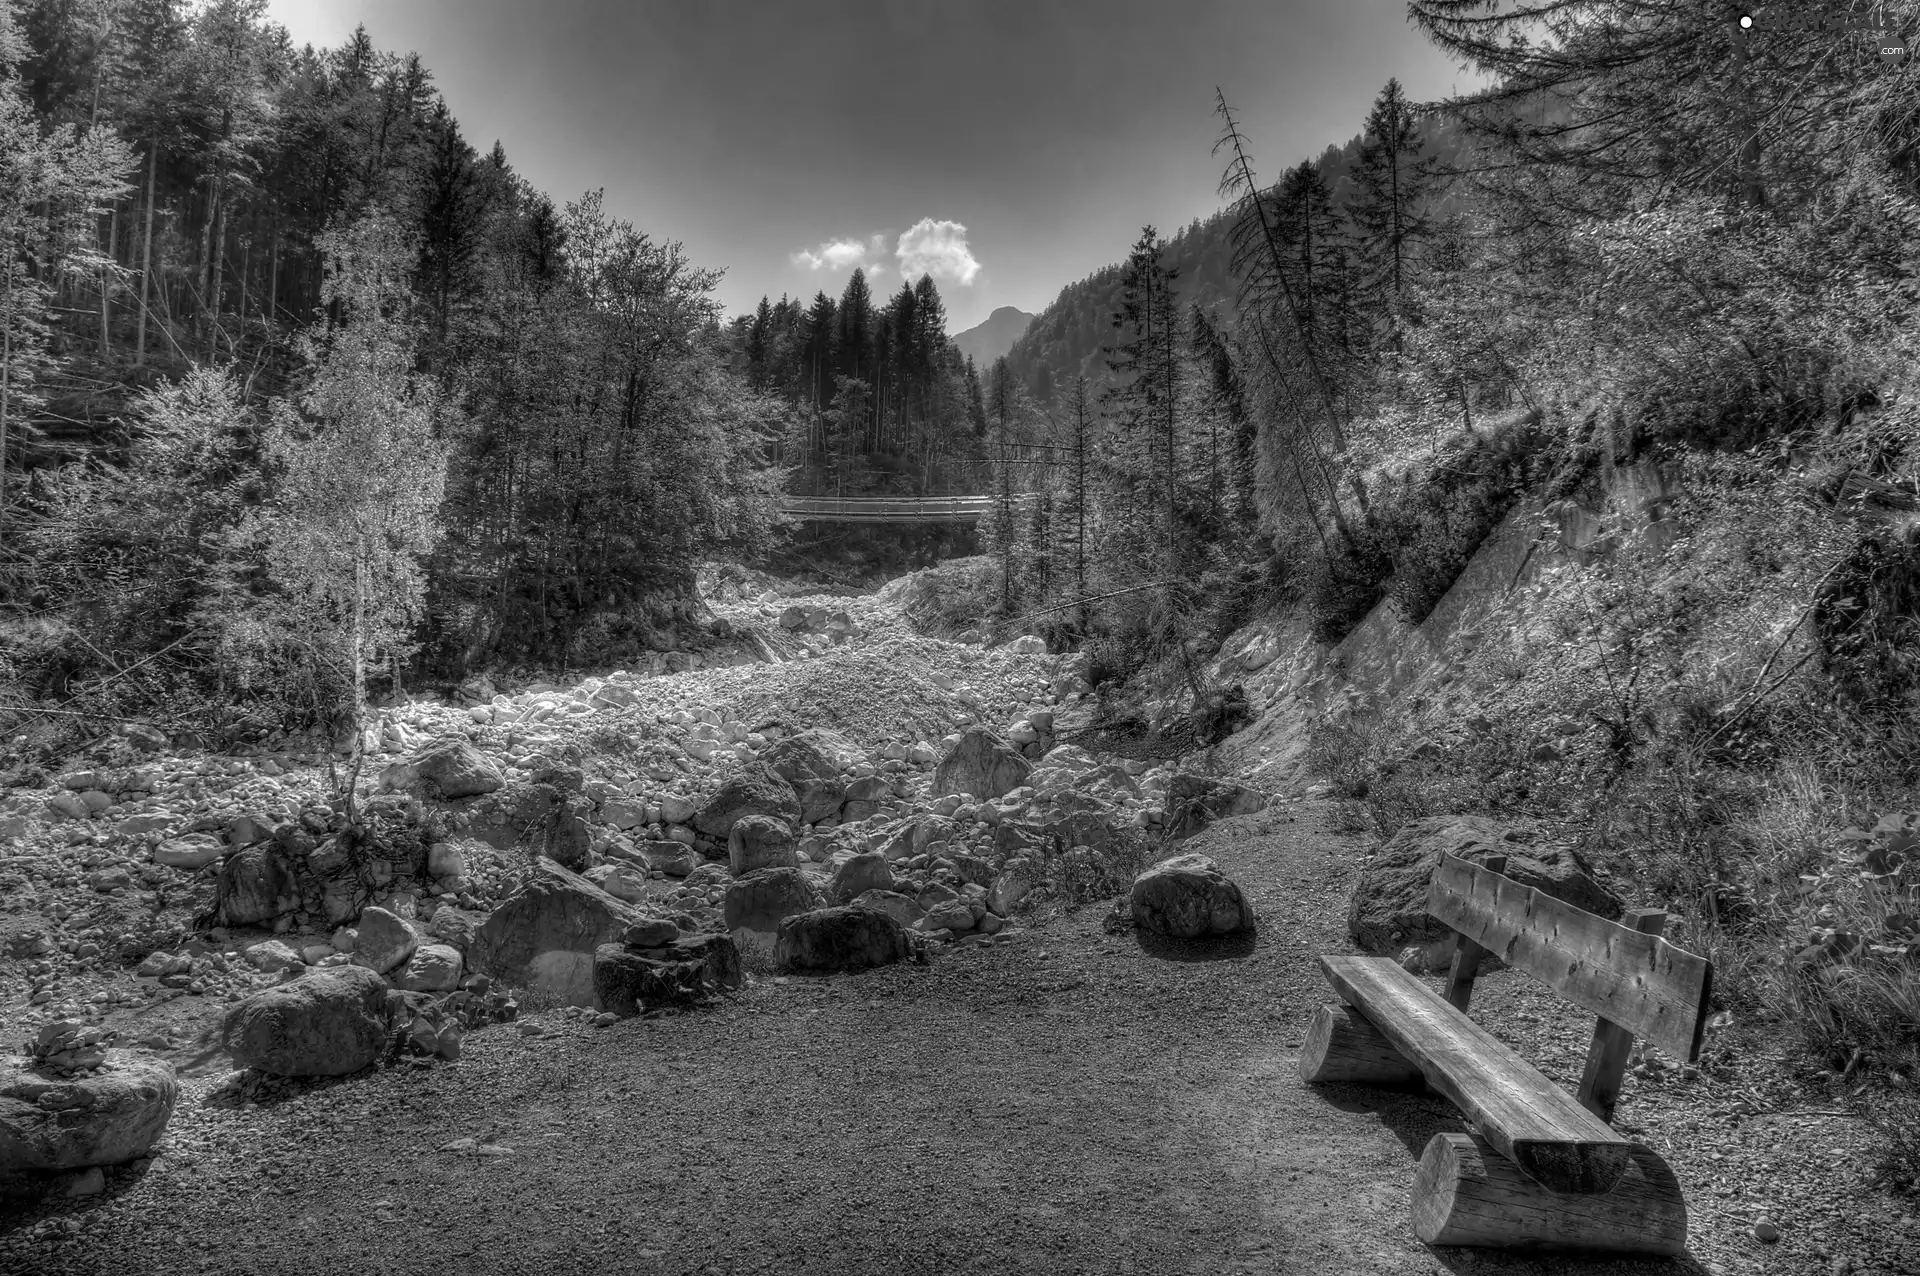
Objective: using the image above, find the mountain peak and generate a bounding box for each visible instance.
[951,305,1036,367]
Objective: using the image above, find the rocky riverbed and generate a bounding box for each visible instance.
[2,571,1914,1276]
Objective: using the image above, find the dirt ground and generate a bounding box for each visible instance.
[6,801,1912,1276]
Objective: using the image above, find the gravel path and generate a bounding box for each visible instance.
[5,804,1916,1275]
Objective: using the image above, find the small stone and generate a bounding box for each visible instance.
[67,1167,106,1196]
[594,1012,617,1027]
[1753,1219,1779,1243]
[517,1021,543,1037]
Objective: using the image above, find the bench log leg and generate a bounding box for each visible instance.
[1299,1003,1423,1086]
[1411,1132,1686,1256]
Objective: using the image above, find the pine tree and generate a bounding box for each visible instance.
[416,98,489,365]
[746,295,770,389]
[963,354,986,436]
[1056,373,1095,628]
[986,355,1022,615]
[836,267,872,441]
[1274,158,1351,368]
[1102,225,1185,580]
[1190,305,1259,536]
[1349,77,1436,311]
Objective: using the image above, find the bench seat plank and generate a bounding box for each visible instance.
[1319,954,1634,1195]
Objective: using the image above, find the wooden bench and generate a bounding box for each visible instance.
[1300,852,1713,1255]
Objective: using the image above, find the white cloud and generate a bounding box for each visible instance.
[790,232,890,275]
[895,218,981,286]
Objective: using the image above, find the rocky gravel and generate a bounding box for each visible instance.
[3,803,1911,1274]
[2,572,1913,1274]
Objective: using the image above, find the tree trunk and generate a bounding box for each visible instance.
[1411,1133,1686,1255]
[137,144,156,365]
[342,544,369,825]
[207,176,229,358]
[1,265,11,540]
[100,205,115,355]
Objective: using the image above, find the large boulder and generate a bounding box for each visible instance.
[628,932,742,992]
[776,906,912,973]
[693,762,801,841]
[592,945,709,1016]
[722,867,824,934]
[466,860,643,1007]
[212,845,300,927]
[637,840,699,877]
[380,736,504,798]
[932,727,1032,800]
[426,906,486,952]
[1348,815,1622,968]
[1163,774,1268,840]
[394,943,463,993]
[219,966,391,1077]
[763,730,854,824]
[1130,853,1257,938]
[350,907,417,976]
[594,932,743,1016]
[728,815,798,875]
[829,851,893,902]
[0,1051,179,1175]
[151,834,224,871]
[850,889,924,929]
[539,793,595,872]
[986,859,1040,917]
[585,862,652,904]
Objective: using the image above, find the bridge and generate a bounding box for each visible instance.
[778,495,1026,523]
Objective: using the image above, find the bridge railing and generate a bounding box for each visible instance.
[777,494,1031,522]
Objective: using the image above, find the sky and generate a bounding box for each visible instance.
[264,0,1483,332]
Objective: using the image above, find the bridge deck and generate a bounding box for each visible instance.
[778,495,1032,523]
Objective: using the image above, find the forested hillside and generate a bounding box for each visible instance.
[942,0,1919,1169]
[722,274,988,498]
[1002,103,1474,402]
[0,0,787,755]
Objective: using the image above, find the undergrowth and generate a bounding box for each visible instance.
[1303,407,1920,1190]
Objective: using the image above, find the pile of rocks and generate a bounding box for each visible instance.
[1,570,1286,1101]
[27,1021,114,1074]
[2,1034,180,1194]
[592,925,742,1017]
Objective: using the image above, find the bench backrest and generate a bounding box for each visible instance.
[1426,852,1714,1065]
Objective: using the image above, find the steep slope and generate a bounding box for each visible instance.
[950,306,1036,368]
[1003,116,1473,402]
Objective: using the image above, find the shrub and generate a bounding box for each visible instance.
[1856,1087,1920,1198]
[1377,412,1562,625]
[1196,542,1295,646]
[1307,520,1394,644]
[1776,812,1920,1075]
[1024,828,1162,919]
[1812,524,1920,715]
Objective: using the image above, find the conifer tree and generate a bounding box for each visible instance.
[1102,225,1185,579]
[836,267,872,439]
[1350,77,1436,309]
[1056,373,1096,628]
[746,295,771,388]
[963,354,986,436]
[1274,158,1353,368]
[986,355,1022,615]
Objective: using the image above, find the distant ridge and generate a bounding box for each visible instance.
[951,306,1036,368]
